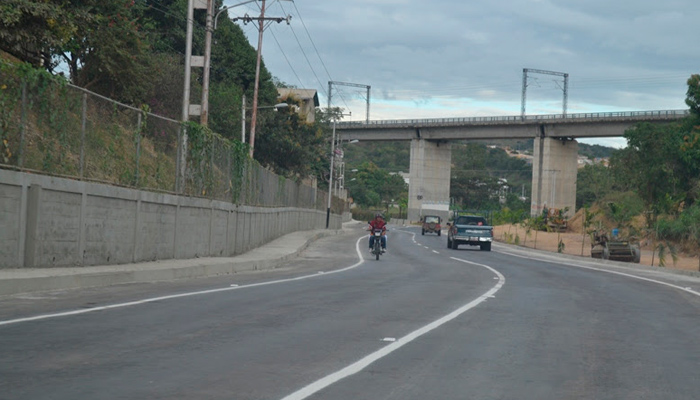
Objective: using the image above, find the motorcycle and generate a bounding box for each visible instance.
[370,228,384,260]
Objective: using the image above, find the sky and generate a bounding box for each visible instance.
[223,0,700,148]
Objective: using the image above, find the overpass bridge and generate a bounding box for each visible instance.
[335,110,688,222]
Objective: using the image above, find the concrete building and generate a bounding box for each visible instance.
[277,88,319,123]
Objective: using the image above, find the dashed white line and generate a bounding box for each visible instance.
[279,257,505,400]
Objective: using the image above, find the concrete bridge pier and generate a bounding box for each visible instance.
[531,135,578,218]
[407,139,452,222]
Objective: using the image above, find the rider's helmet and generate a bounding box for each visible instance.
[375,212,383,219]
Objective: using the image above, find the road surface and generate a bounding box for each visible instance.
[1,223,699,399]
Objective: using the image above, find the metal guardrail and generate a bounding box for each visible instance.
[336,109,689,129]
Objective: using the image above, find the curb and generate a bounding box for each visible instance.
[0,229,342,296]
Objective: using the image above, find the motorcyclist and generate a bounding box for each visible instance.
[368,213,387,253]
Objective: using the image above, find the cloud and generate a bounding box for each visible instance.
[228,0,699,137]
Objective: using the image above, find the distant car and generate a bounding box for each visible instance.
[421,215,442,236]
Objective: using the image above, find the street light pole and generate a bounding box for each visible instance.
[241,94,246,143]
[325,115,353,229]
[326,118,337,229]
[242,102,288,143]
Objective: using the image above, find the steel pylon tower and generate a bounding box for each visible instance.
[521,68,569,117]
[328,81,371,123]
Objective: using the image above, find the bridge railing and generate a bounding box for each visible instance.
[336,109,689,128]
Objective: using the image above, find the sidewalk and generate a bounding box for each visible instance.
[0,225,352,297]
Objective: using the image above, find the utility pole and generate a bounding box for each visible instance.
[249,0,266,159]
[201,0,214,125]
[179,0,216,192]
[239,1,291,158]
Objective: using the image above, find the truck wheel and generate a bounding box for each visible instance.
[481,243,492,251]
[451,240,459,250]
[438,230,441,237]
[422,229,425,235]
[447,238,452,248]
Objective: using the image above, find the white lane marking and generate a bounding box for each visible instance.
[497,249,700,298]
[432,250,439,254]
[0,236,368,327]
[381,337,396,342]
[279,257,505,400]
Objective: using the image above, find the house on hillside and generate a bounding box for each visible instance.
[277,88,319,123]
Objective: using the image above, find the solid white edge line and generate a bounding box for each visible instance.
[496,249,700,297]
[279,256,505,400]
[0,236,368,327]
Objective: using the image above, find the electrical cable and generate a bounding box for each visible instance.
[268,29,305,88]
[276,1,353,112]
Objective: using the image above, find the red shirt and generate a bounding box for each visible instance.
[369,219,386,231]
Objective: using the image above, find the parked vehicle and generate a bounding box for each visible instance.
[590,230,641,263]
[447,214,493,251]
[421,215,442,236]
[542,207,568,232]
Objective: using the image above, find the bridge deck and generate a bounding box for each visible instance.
[337,109,687,129]
[335,109,688,140]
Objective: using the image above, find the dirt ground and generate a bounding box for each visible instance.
[494,224,700,272]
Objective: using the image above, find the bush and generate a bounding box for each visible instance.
[601,191,645,228]
[352,209,390,223]
[656,204,700,249]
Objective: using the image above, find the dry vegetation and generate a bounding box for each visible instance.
[495,207,700,272]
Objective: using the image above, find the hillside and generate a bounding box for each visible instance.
[343,139,617,174]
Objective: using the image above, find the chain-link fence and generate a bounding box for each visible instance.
[0,65,344,213]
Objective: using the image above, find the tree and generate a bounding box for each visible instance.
[450,172,504,210]
[576,163,617,209]
[343,141,410,173]
[610,122,686,225]
[253,96,329,178]
[450,142,531,210]
[44,1,155,104]
[686,74,700,115]
[0,0,73,69]
[346,162,407,208]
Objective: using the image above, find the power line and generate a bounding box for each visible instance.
[272,18,327,97]
[268,29,305,88]
[275,1,352,112]
[285,2,334,85]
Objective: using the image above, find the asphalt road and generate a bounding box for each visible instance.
[1,223,699,399]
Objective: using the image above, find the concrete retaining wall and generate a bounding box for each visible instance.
[0,169,341,269]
